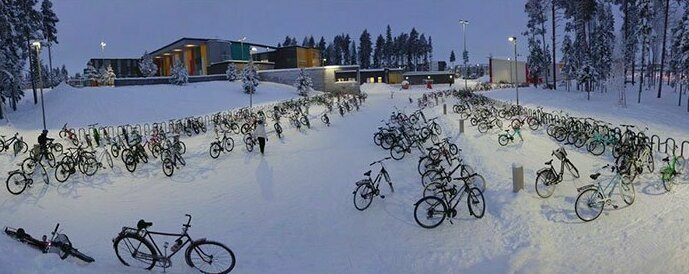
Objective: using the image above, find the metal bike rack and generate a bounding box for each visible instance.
[681,141,689,158]
[651,134,661,152]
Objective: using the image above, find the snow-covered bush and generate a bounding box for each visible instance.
[241,60,259,94]
[100,65,116,86]
[85,62,98,85]
[138,51,158,77]
[294,69,313,96]
[226,63,238,82]
[170,59,189,86]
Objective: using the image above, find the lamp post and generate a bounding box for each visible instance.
[323,58,327,67]
[32,41,47,130]
[100,41,106,69]
[508,36,519,106]
[249,47,258,109]
[459,19,469,90]
[239,37,247,62]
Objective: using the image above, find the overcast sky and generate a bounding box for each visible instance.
[49,0,531,74]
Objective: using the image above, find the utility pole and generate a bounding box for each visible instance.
[509,37,519,106]
[459,20,469,90]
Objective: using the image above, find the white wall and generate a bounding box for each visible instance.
[490,58,526,84]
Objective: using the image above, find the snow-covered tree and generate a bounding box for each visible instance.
[591,3,615,83]
[294,69,313,96]
[169,59,188,86]
[105,65,116,86]
[85,62,98,85]
[525,0,551,86]
[526,37,547,87]
[358,29,372,69]
[241,60,259,94]
[560,35,576,85]
[637,0,655,103]
[225,63,238,82]
[671,6,689,87]
[138,51,158,77]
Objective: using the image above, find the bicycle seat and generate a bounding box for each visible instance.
[137,220,153,230]
[662,157,669,162]
[363,170,372,177]
[590,173,601,180]
[545,160,553,165]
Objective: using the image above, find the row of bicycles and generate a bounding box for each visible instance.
[4,214,236,273]
[354,94,488,229]
[451,90,687,222]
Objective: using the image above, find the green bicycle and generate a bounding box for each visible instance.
[661,145,685,192]
[497,126,523,146]
[574,164,635,222]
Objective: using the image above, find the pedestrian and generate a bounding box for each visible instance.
[37,129,53,159]
[254,119,267,154]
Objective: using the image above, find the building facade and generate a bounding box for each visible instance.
[88,58,142,78]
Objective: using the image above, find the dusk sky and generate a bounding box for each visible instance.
[49,0,531,74]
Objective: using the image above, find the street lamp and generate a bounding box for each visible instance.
[508,36,519,106]
[459,19,469,90]
[32,41,47,130]
[323,58,327,66]
[239,37,247,62]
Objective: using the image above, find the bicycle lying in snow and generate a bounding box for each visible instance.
[4,223,94,263]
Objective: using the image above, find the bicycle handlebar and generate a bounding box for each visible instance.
[184,214,192,228]
[369,157,391,166]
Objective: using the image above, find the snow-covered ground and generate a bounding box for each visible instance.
[1,83,688,273]
[1,81,305,130]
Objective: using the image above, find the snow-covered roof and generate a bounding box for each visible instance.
[403,71,453,76]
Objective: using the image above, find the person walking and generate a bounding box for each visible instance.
[254,119,267,154]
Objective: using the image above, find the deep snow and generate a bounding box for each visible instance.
[0,83,688,273]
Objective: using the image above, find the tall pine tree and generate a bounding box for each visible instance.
[358,29,372,69]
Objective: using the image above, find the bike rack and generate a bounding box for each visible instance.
[143,123,151,136]
[77,128,87,142]
[681,140,689,158]
[651,134,661,152]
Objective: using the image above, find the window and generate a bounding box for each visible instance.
[377,77,383,83]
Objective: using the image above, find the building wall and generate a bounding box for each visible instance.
[258,66,360,94]
[490,58,527,84]
[207,40,232,65]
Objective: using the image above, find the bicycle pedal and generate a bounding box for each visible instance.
[380,195,385,199]
[612,204,619,209]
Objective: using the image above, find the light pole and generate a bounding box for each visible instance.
[249,47,258,108]
[100,41,107,68]
[508,36,519,106]
[459,19,469,90]
[239,37,247,62]
[32,41,47,130]
[323,58,327,67]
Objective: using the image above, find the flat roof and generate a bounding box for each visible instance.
[403,71,454,76]
[149,37,274,56]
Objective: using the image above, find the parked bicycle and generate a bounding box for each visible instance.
[0,132,28,156]
[352,157,394,211]
[209,129,235,159]
[535,147,580,198]
[661,145,685,192]
[6,162,49,195]
[574,164,635,222]
[413,175,485,229]
[112,214,236,273]
[497,126,523,146]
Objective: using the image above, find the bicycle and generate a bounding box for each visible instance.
[209,130,235,159]
[112,214,236,273]
[6,162,49,195]
[661,145,685,192]
[161,135,186,177]
[321,113,330,127]
[574,164,635,222]
[0,132,28,156]
[59,123,79,146]
[4,223,94,263]
[54,146,100,183]
[497,126,523,146]
[352,157,394,211]
[413,176,485,229]
[243,133,256,152]
[535,147,580,198]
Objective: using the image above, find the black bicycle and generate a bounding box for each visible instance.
[352,157,394,211]
[112,214,236,274]
[413,176,485,229]
[4,223,94,263]
[535,147,580,198]
[209,130,235,159]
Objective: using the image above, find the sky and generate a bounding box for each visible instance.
[48,0,531,74]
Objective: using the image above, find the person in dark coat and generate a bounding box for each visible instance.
[37,129,54,159]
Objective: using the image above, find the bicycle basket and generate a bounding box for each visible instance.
[553,147,567,160]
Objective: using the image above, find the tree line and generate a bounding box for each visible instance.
[524,0,689,106]
[279,25,434,71]
[0,0,60,119]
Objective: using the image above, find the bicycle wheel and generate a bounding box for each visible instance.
[373,132,383,146]
[185,240,236,274]
[527,117,539,130]
[428,148,441,161]
[209,143,222,159]
[223,137,234,152]
[574,188,604,222]
[510,119,522,129]
[113,234,157,270]
[390,145,406,160]
[468,174,486,193]
[661,168,675,192]
[498,135,509,146]
[111,143,120,158]
[564,159,580,178]
[467,187,485,218]
[421,170,442,186]
[353,183,374,211]
[162,158,174,177]
[21,158,37,174]
[422,182,445,202]
[52,143,63,154]
[124,154,137,173]
[414,196,447,229]
[477,123,488,133]
[620,179,635,205]
[105,151,114,168]
[6,172,28,195]
[417,157,435,176]
[55,163,72,183]
[37,164,49,185]
[535,170,557,198]
[79,157,99,176]
[245,139,254,152]
[176,141,187,154]
[587,140,605,156]
[46,152,56,168]
[449,144,459,156]
[642,146,654,173]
